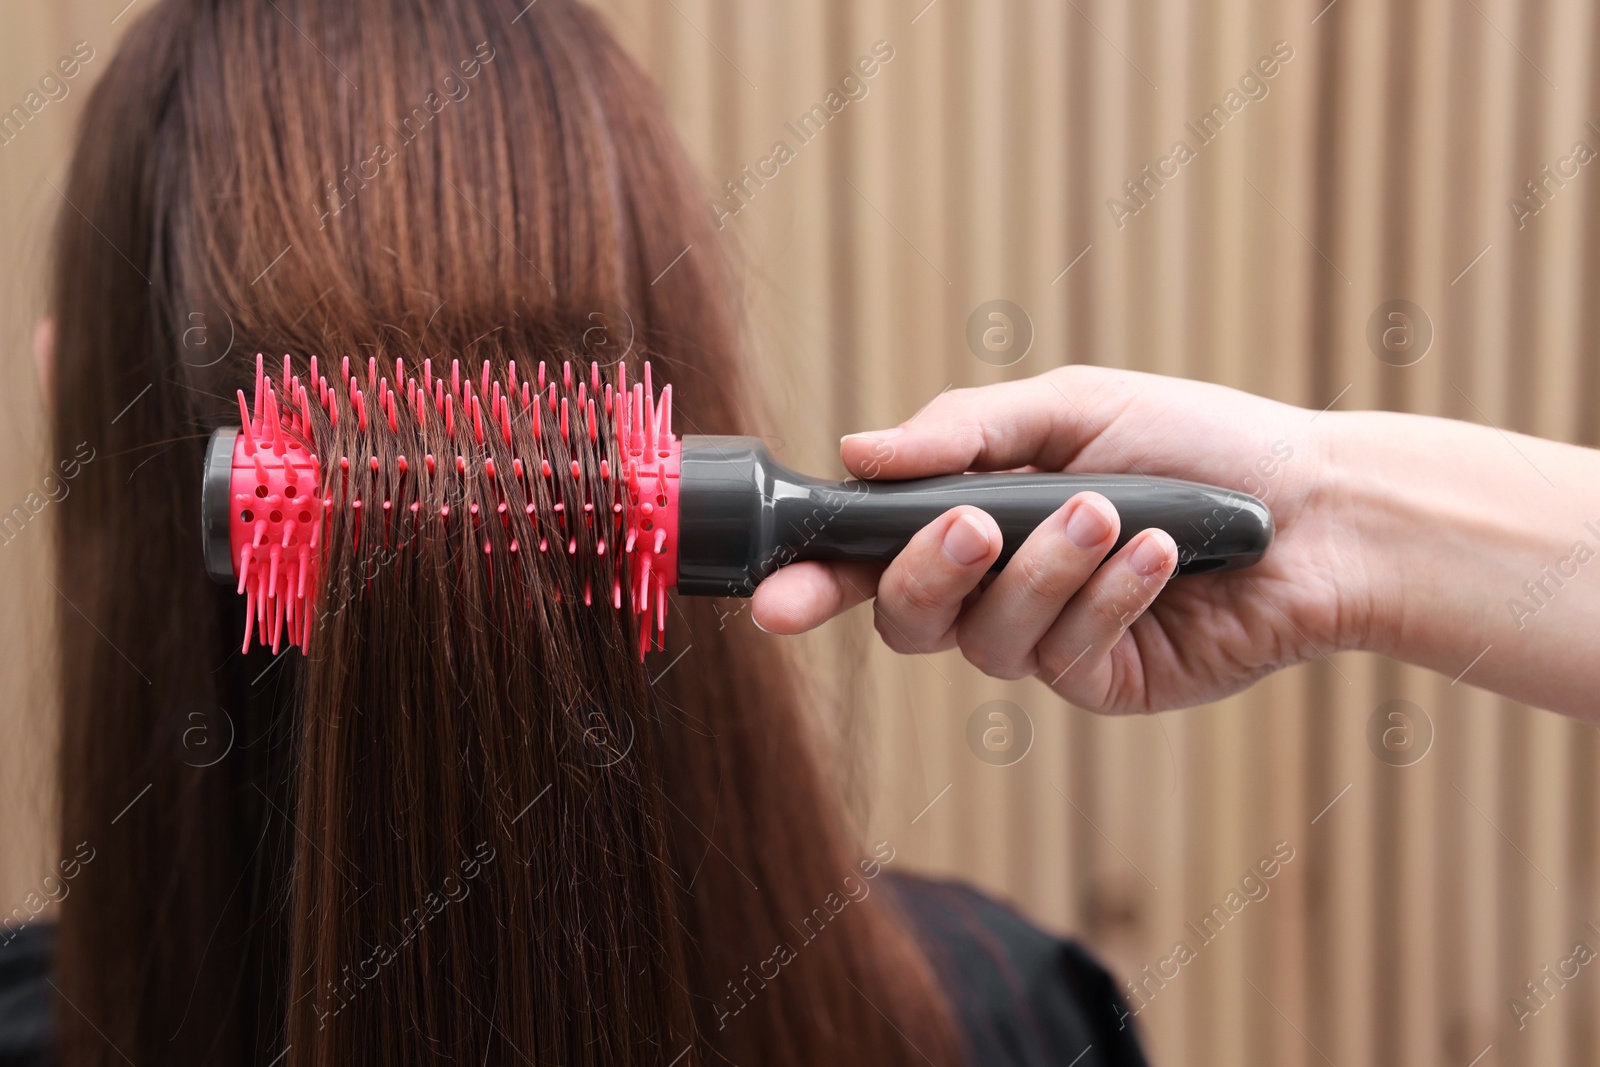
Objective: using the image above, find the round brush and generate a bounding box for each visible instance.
[202,355,1272,656]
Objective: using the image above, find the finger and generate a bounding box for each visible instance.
[872,506,1002,654]
[838,367,1127,480]
[955,492,1120,679]
[1034,528,1178,709]
[751,560,884,634]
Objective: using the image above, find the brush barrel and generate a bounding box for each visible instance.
[673,435,1273,597]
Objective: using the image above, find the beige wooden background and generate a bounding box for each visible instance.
[5,1,1600,1065]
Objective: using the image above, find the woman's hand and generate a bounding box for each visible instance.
[750,365,1368,713]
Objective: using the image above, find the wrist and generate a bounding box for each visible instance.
[1318,408,1591,683]
[1317,409,1520,662]
[1300,410,1393,656]
[1319,411,1419,658]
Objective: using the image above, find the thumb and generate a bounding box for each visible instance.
[839,372,1099,480]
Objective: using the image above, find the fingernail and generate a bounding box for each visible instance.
[751,613,771,633]
[1065,499,1112,549]
[943,514,992,566]
[1132,531,1174,577]
[841,427,904,444]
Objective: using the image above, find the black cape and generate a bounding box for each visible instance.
[0,876,1147,1067]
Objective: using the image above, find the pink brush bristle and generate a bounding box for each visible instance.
[228,354,324,655]
[227,352,680,658]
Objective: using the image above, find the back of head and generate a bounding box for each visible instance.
[47,1,962,1064]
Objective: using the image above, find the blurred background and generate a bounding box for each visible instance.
[5,1,1600,1064]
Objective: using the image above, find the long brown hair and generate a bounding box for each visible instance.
[47,1,963,1064]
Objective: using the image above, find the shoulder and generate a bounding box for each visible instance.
[0,921,54,1066]
[888,873,1147,1067]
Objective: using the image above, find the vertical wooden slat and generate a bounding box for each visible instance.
[1016,0,1072,930]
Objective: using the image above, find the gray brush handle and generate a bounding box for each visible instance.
[673,436,1273,597]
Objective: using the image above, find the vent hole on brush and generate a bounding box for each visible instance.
[269,510,282,523]
[240,509,253,523]
[299,511,311,523]
[255,485,268,498]
[657,495,667,506]
[643,520,653,531]
[284,485,297,498]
